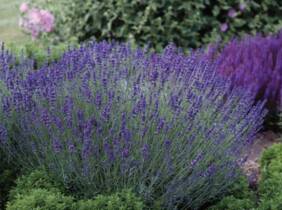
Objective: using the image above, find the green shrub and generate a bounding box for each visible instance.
[31,0,282,50]
[258,144,282,210]
[7,188,75,210]
[259,143,282,198]
[9,169,63,201]
[257,195,282,210]
[211,144,282,210]
[77,190,144,210]
[208,175,256,210]
[7,188,144,210]
[7,170,145,210]
[208,196,255,210]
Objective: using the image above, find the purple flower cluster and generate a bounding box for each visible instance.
[0,42,266,209]
[214,31,282,110]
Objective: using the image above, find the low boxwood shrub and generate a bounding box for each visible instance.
[7,170,144,210]
[0,42,266,209]
[257,195,282,210]
[208,196,255,210]
[30,0,282,49]
[259,143,282,198]
[208,175,256,210]
[8,189,144,210]
[210,143,282,210]
[8,169,63,201]
[7,188,75,210]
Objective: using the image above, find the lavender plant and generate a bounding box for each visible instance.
[0,42,266,209]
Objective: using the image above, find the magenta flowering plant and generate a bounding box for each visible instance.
[213,31,282,112]
[19,2,55,39]
[0,42,266,209]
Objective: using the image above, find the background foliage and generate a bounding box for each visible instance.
[31,0,282,50]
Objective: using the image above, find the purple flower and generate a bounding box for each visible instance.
[52,138,62,153]
[239,2,246,11]
[82,137,92,159]
[67,140,76,153]
[157,118,165,133]
[220,23,228,32]
[203,164,217,177]
[41,108,52,129]
[164,139,172,150]
[104,142,114,162]
[102,103,112,121]
[141,143,150,160]
[95,92,102,108]
[121,148,129,159]
[191,152,203,167]
[0,125,8,144]
[63,97,73,127]
[228,8,237,18]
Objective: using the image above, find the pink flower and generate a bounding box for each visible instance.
[220,23,228,32]
[28,9,42,25]
[228,8,237,18]
[20,2,29,13]
[19,5,55,39]
[39,9,55,32]
[239,2,247,11]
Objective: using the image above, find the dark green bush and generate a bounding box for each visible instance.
[31,0,282,50]
[7,188,75,210]
[264,111,282,133]
[0,150,18,210]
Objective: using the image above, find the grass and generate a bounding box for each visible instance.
[0,0,30,45]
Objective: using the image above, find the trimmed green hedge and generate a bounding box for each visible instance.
[7,170,145,210]
[32,0,282,50]
[7,188,75,210]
